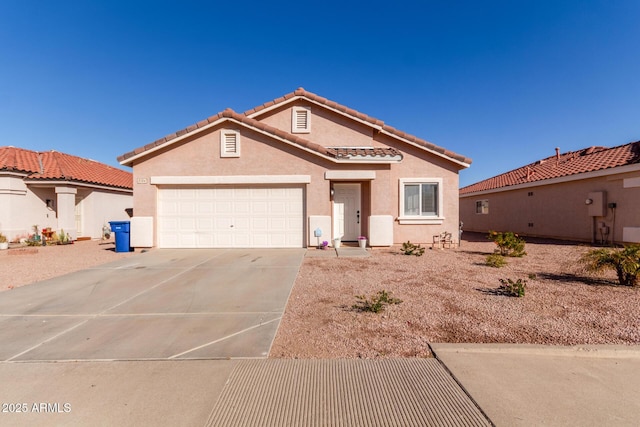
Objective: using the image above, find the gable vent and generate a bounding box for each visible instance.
[225,133,237,152]
[220,130,240,157]
[296,110,308,128]
[292,107,311,133]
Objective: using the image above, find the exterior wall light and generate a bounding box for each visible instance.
[585,198,593,205]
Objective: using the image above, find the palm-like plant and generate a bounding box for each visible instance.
[579,245,640,287]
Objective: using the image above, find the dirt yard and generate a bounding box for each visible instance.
[270,234,640,358]
[0,239,136,291]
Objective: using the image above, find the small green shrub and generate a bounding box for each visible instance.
[0,233,7,243]
[488,231,526,257]
[498,278,527,297]
[528,273,537,280]
[485,253,507,268]
[579,245,640,287]
[401,241,425,257]
[353,290,403,313]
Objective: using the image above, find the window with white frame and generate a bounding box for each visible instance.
[476,199,489,214]
[220,130,240,157]
[398,178,444,224]
[292,107,311,133]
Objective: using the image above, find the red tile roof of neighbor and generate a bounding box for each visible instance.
[460,142,640,195]
[0,146,133,190]
[117,88,471,166]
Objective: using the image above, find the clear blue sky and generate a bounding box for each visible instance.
[2,1,639,187]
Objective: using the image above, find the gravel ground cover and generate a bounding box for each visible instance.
[270,234,640,359]
[0,239,136,291]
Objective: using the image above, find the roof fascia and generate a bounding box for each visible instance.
[460,163,640,198]
[378,129,470,168]
[119,116,229,166]
[23,179,133,193]
[0,170,30,178]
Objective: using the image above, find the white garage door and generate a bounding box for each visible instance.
[157,186,303,248]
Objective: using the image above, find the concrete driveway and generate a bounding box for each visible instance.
[0,248,305,362]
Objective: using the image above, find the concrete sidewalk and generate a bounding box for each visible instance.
[2,345,639,426]
[431,343,640,426]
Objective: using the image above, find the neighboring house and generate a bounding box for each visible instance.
[117,88,471,249]
[460,142,640,244]
[0,147,133,241]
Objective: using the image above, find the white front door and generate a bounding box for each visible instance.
[333,183,361,241]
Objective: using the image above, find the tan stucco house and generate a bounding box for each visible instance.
[460,142,640,244]
[0,147,133,241]
[117,88,471,249]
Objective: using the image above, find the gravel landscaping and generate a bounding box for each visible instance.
[270,233,640,359]
[0,239,135,291]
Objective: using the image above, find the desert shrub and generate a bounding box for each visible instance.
[488,231,526,257]
[498,278,527,297]
[579,245,640,287]
[353,290,403,313]
[486,253,507,268]
[0,233,6,243]
[401,241,425,257]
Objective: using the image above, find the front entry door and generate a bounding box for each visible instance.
[333,183,361,241]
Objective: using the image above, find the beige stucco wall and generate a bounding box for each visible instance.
[77,189,132,239]
[0,176,58,240]
[130,104,466,247]
[257,100,377,148]
[0,175,131,241]
[460,169,640,243]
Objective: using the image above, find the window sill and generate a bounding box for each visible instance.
[398,217,444,225]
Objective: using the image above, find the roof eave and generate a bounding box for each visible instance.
[460,163,640,197]
[120,116,343,166]
[23,178,133,192]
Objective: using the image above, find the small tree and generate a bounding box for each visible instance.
[488,231,526,257]
[579,245,640,287]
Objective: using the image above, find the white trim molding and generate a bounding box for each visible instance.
[324,170,376,180]
[150,175,311,185]
[398,178,445,225]
[624,176,640,188]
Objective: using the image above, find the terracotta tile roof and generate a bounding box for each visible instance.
[325,147,402,159]
[0,146,133,190]
[246,88,472,165]
[118,108,334,163]
[460,142,640,195]
[118,89,471,167]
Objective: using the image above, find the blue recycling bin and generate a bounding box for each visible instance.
[109,221,131,253]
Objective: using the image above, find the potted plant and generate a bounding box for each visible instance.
[321,240,329,250]
[0,232,8,250]
[358,235,367,248]
[333,237,341,248]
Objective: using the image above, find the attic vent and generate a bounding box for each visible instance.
[220,130,240,158]
[292,107,311,133]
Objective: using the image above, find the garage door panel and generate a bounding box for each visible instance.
[158,186,303,248]
[216,201,232,213]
